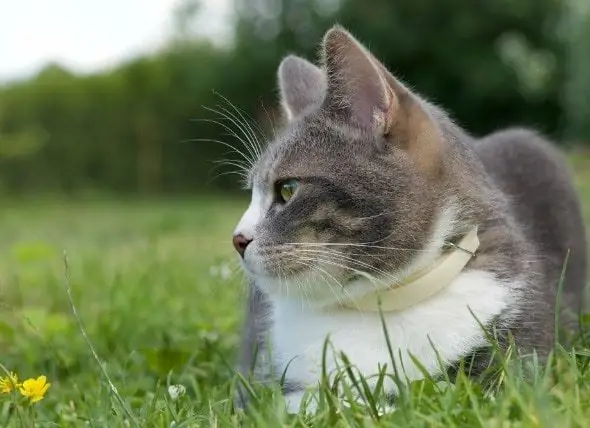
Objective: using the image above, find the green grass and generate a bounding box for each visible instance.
[0,154,590,427]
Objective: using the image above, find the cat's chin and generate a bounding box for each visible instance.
[240,252,391,304]
[250,268,386,308]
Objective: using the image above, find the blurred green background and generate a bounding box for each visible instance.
[1,0,589,196]
[1,1,590,425]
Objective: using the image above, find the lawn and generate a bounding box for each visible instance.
[1,155,590,427]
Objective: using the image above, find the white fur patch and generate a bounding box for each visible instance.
[234,186,266,241]
[234,186,273,277]
[271,269,511,413]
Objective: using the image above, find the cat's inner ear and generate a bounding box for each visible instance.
[278,55,327,120]
[322,26,397,133]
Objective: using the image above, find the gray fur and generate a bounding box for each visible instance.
[235,25,587,405]
[278,55,327,120]
[475,129,587,332]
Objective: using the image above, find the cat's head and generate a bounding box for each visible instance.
[233,26,460,304]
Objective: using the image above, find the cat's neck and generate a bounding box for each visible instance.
[335,226,480,312]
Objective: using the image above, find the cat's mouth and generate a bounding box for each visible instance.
[241,244,367,293]
[241,248,316,278]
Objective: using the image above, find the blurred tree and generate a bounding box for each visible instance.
[561,0,590,144]
[172,0,203,41]
[0,0,583,196]
[233,0,566,136]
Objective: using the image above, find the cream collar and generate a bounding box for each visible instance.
[338,227,480,312]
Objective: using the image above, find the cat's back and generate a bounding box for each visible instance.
[473,128,587,310]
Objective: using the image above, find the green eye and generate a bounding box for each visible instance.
[278,179,298,203]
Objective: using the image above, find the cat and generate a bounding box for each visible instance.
[231,25,587,413]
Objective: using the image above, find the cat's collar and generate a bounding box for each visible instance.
[338,226,480,312]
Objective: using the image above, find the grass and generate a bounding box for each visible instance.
[0,154,589,427]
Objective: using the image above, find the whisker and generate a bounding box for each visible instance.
[290,248,397,283]
[212,158,250,169]
[213,101,264,161]
[288,258,318,308]
[260,100,277,138]
[203,110,258,153]
[352,210,398,221]
[260,247,389,279]
[191,118,258,168]
[190,116,254,159]
[183,137,255,167]
[310,264,348,308]
[290,255,350,308]
[290,254,381,290]
[291,255,376,310]
[215,92,268,146]
[268,244,387,258]
[279,259,290,300]
[212,159,251,177]
[207,168,249,185]
[204,107,262,163]
[207,95,267,163]
[296,254,386,287]
[280,241,426,252]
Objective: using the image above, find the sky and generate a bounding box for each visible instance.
[0,0,232,82]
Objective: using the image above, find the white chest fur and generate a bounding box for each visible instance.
[269,270,512,407]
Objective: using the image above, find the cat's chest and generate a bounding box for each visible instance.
[268,270,512,386]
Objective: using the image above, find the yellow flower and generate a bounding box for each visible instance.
[19,376,50,403]
[0,372,20,394]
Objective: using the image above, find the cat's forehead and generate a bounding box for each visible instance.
[253,115,359,185]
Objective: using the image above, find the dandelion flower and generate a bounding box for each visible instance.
[0,372,20,394]
[19,375,51,403]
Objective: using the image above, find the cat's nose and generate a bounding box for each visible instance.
[233,234,252,258]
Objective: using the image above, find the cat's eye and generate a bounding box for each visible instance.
[277,179,298,203]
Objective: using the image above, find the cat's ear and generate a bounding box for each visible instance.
[322,26,441,174]
[278,55,327,120]
[322,26,397,133]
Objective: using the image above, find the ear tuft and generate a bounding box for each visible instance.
[278,55,326,120]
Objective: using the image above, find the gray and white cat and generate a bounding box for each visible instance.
[231,26,587,413]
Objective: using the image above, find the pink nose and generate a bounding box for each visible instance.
[233,234,252,258]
